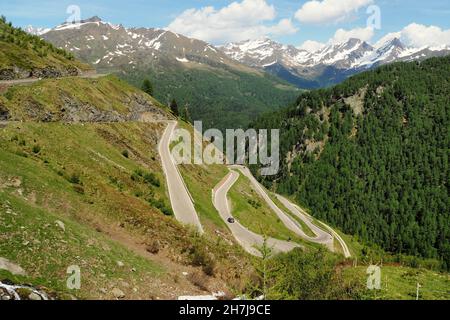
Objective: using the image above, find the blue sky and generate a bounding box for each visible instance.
[1,0,449,47]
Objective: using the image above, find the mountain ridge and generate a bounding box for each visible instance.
[221,36,450,88]
[28,17,450,91]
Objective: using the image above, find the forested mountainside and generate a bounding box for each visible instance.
[0,16,89,79]
[251,56,450,269]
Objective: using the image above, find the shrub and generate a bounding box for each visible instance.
[68,173,81,185]
[248,199,261,209]
[147,198,173,216]
[121,150,129,158]
[143,172,160,187]
[132,169,161,188]
[32,145,41,154]
[131,169,144,181]
[189,242,216,276]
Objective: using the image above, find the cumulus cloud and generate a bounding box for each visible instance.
[299,26,375,51]
[298,40,326,52]
[295,0,373,24]
[301,23,450,51]
[330,26,375,44]
[397,23,450,47]
[167,0,298,44]
[374,24,450,48]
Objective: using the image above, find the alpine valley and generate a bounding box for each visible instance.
[30,16,450,127]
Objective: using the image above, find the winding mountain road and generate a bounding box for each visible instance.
[158,121,204,234]
[275,195,351,257]
[233,166,336,251]
[213,170,300,256]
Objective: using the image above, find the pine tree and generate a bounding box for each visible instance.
[170,99,179,116]
[181,104,191,122]
[141,78,154,96]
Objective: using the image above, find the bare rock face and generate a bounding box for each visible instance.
[31,66,80,79]
[0,67,31,80]
[111,288,125,299]
[0,66,80,81]
[0,257,27,276]
[59,93,169,123]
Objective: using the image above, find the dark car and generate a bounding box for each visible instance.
[227,217,235,224]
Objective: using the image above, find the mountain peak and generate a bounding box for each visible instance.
[24,25,51,36]
[377,37,405,53]
[346,38,363,45]
[82,16,102,23]
[388,37,404,48]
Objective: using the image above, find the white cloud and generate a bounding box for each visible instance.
[298,40,325,52]
[295,0,373,24]
[399,23,450,48]
[375,24,450,48]
[298,26,375,52]
[167,0,298,44]
[330,26,375,44]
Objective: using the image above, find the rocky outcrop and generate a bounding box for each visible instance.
[0,257,27,276]
[0,67,31,80]
[0,280,51,301]
[0,66,80,80]
[0,102,9,121]
[56,94,169,123]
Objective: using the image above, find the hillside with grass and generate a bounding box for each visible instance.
[0,121,258,299]
[0,74,169,122]
[0,16,90,80]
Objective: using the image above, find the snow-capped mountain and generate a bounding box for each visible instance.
[27,16,450,90]
[221,37,450,88]
[220,38,310,68]
[39,16,242,72]
[24,25,51,36]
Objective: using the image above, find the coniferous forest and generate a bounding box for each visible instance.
[251,56,450,269]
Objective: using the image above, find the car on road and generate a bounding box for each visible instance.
[227,217,235,224]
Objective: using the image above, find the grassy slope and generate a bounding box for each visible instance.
[0,18,90,74]
[268,192,317,238]
[228,173,307,244]
[0,40,89,72]
[0,192,164,300]
[180,163,230,233]
[343,265,450,300]
[0,122,251,299]
[0,75,167,120]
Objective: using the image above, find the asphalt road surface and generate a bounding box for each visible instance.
[158,121,204,234]
[213,170,300,256]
